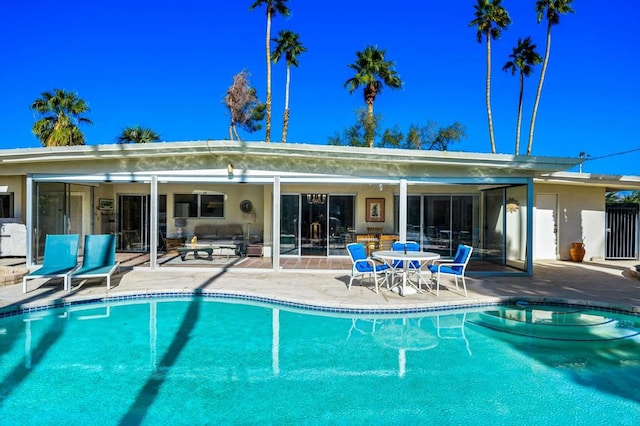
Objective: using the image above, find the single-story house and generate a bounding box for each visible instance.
[1,140,639,275]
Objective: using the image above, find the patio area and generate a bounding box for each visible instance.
[1,254,639,314]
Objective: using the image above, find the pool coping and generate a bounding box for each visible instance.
[2,289,640,319]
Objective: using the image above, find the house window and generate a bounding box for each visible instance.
[174,193,224,218]
[200,194,224,218]
[0,193,14,218]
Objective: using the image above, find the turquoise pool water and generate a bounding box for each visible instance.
[1,297,640,424]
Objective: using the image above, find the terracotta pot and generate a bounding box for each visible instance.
[570,242,585,262]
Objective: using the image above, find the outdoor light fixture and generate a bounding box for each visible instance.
[506,197,519,213]
[227,163,234,178]
[306,193,326,205]
[174,217,187,237]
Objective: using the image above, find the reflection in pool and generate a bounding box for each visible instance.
[1,297,639,423]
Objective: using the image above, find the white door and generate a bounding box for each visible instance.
[534,194,557,259]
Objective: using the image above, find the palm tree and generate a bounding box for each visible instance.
[116,126,161,144]
[272,30,306,144]
[469,0,511,154]
[249,0,291,143]
[503,37,542,155]
[527,0,574,155]
[30,88,92,146]
[344,45,402,148]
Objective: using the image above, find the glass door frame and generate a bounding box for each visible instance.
[118,194,150,252]
[280,193,355,257]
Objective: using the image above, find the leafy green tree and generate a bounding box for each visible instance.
[30,88,93,146]
[527,0,574,155]
[503,36,542,155]
[334,117,466,151]
[430,122,467,150]
[383,121,466,150]
[605,192,621,204]
[328,108,381,147]
[623,191,640,204]
[116,126,161,144]
[224,71,265,141]
[249,0,291,143]
[344,46,402,148]
[271,30,306,144]
[469,0,511,154]
[381,126,404,148]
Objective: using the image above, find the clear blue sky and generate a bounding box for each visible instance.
[2,0,638,175]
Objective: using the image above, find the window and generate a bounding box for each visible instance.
[0,193,14,218]
[174,193,224,218]
[200,194,224,217]
[174,194,197,217]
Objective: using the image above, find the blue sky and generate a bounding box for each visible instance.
[2,0,639,175]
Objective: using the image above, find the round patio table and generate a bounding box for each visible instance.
[372,250,440,296]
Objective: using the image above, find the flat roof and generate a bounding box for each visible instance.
[0,140,583,179]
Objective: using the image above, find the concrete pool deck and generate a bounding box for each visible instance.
[1,258,640,314]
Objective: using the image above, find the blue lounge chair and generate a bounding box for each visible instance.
[428,244,473,296]
[346,243,390,293]
[23,234,79,293]
[69,234,119,291]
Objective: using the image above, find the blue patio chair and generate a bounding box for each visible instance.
[23,234,79,293]
[428,244,473,297]
[346,243,390,293]
[391,241,426,289]
[391,241,421,268]
[69,234,119,291]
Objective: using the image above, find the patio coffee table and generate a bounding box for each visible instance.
[177,245,213,261]
[176,244,238,261]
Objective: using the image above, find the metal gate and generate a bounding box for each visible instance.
[606,203,639,259]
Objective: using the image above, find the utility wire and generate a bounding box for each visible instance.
[583,147,640,161]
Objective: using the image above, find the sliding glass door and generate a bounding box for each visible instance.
[397,193,479,257]
[33,182,90,261]
[280,194,355,256]
[118,195,149,252]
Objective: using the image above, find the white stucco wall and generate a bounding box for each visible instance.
[535,183,606,261]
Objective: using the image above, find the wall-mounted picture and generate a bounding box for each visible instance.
[366,198,385,222]
[99,198,114,211]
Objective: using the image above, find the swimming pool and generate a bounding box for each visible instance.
[1,295,640,424]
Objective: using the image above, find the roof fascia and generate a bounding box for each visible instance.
[1,140,581,173]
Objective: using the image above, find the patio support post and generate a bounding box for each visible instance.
[25,175,34,268]
[526,177,534,276]
[399,179,408,242]
[273,176,281,271]
[149,175,158,270]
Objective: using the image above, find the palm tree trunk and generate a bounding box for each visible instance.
[486,36,496,154]
[515,72,524,155]
[265,11,272,143]
[367,102,375,148]
[229,124,234,140]
[281,64,291,143]
[527,20,552,156]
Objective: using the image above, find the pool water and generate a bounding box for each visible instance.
[1,298,640,424]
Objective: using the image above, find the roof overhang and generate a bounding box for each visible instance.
[535,171,640,191]
[0,140,582,177]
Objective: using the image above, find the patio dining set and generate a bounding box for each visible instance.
[347,241,473,297]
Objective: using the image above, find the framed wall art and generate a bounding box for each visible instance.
[99,198,114,211]
[366,198,385,222]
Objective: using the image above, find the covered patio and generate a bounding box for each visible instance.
[2,141,583,276]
